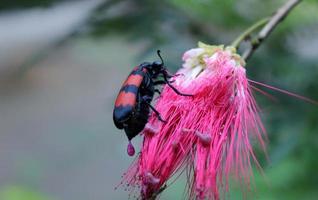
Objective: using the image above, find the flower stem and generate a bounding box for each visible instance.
[231,17,270,49]
[242,0,303,60]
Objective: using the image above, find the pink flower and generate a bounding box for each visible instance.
[122,42,267,200]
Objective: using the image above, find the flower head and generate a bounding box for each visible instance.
[122,42,266,199]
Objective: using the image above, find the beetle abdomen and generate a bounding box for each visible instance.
[123,101,150,140]
[113,105,134,129]
[113,66,147,129]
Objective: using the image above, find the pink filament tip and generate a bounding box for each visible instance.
[144,124,158,136]
[195,131,211,146]
[144,172,160,185]
[171,140,179,150]
[127,141,135,156]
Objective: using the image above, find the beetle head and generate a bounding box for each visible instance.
[151,50,165,74]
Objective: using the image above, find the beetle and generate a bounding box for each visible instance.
[113,50,191,151]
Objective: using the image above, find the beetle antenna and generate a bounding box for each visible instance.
[157,50,164,65]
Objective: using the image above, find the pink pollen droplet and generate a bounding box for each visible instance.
[144,172,160,185]
[144,124,158,136]
[195,131,211,146]
[171,140,179,150]
[127,141,135,156]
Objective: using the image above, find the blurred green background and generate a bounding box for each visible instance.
[0,0,317,199]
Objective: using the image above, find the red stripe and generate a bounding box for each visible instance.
[114,67,146,107]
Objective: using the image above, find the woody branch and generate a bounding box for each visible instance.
[242,0,302,60]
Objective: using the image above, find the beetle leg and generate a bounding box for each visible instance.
[165,74,174,78]
[142,95,152,102]
[163,74,193,96]
[163,70,174,78]
[162,70,183,78]
[154,89,161,95]
[142,96,166,122]
[153,80,166,85]
[154,79,175,85]
[147,103,166,123]
[174,73,183,77]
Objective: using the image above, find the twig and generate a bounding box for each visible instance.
[231,17,270,49]
[240,0,302,60]
[147,184,167,200]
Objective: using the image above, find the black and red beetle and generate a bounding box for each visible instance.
[113,51,191,155]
